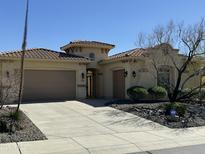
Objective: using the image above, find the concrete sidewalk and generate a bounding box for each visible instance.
[2,100,205,154]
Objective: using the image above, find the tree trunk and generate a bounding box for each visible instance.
[170,72,182,102]
[16,0,29,113]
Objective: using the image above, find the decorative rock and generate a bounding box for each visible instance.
[110,102,205,128]
[158,109,164,115]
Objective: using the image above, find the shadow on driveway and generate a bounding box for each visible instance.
[78,98,133,107]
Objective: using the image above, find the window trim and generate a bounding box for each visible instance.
[89,53,95,61]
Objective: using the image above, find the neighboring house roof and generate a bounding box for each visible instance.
[0,48,90,62]
[60,40,115,51]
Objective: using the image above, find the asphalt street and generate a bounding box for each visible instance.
[135,144,205,154]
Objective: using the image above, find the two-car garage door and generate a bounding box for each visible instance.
[23,70,76,102]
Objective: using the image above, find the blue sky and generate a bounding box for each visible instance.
[0,0,205,55]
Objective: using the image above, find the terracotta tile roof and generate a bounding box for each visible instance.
[106,48,146,61]
[100,43,179,63]
[60,40,115,50]
[0,48,89,62]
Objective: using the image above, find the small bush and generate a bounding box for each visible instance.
[197,88,205,99]
[127,86,148,100]
[9,111,22,121]
[178,88,191,96]
[165,102,186,117]
[178,88,188,100]
[0,121,9,132]
[148,86,167,99]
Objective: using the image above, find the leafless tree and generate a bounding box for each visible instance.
[137,19,205,102]
[0,72,19,109]
[0,82,11,109]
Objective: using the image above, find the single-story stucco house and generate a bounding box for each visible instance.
[0,40,203,103]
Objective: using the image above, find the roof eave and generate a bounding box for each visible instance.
[0,57,91,63]
[60,43,115,51]
[99,56,144,64]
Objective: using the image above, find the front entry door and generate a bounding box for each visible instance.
[113,69,125,99]
[87,70,96,98]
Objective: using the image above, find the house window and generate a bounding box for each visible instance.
[157,67,171,89]
[89,53,95,61]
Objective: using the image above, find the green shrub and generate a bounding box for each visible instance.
[127,86,148,100]
[179,88,191,96]
[200,88,205,99]
[183,88,192,93]
[165,102,186,117]
[9,111,22,121]
[196,88,205,99]
[148,86,167,99]
[0,121,9,132]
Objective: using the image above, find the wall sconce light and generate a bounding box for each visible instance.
[124,71,128,77]
[81,72,85,80]
[132,71,136,78]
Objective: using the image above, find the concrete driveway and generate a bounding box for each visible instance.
[2,100,205,154]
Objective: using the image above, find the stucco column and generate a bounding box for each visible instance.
[125,63,131,99]
[76,68,87,99]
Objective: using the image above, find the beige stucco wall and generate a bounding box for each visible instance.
[99,58,156,99]
[70,47,109,68]
[99,47,202,99]
[181,60,202,89]
[99,60,131,98]
[0,59,87,103]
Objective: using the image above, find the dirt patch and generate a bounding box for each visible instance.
[110,102,205,128]
[0,106,47,143]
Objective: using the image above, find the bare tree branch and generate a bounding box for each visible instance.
[136,18,205,102]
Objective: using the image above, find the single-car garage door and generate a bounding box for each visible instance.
[23,70,76,102]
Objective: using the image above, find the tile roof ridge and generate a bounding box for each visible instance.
[0,48,65,55]
[109,47,141,57]
[128,48,141,55]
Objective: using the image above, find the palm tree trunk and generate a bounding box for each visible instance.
[16,0,29,112]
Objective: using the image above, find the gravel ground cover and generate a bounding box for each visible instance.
[0,106,47,143]
[110,102,205,128]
